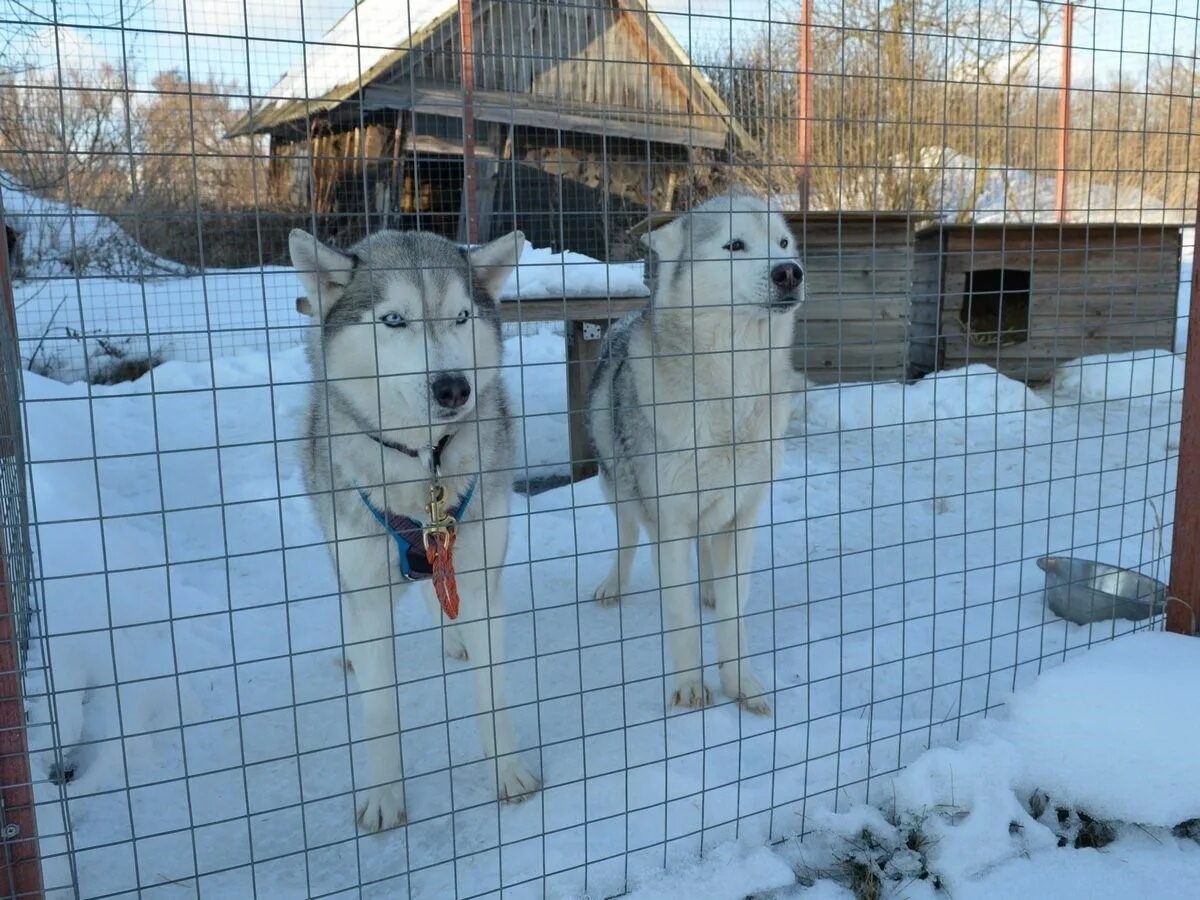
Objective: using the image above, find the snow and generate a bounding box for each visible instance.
[624,843,798,899]
[955,839,1200,900]
[19,320,1185,896]
[7,184,1191,897]
[2,183,185,280]
[261,1,450,107]
[691,632,1200,898]
[912,148,1186,225]
[1000,633,1200,828]
[7,186,647,383]
[501,245,648,302]
[1049,349,1186,406]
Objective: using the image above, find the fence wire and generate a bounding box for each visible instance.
[0,0,1196,897]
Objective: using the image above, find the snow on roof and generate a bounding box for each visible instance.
[264,0,451,109]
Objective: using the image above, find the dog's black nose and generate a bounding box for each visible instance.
[431,373,471,409]
[771,262,803,291]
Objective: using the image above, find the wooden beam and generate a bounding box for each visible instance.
[388,111,407,228]
[407,134,498,158]
[295,295,649,323]
[363,83,730,148]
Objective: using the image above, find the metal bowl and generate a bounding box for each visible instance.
[1036,556,1168,625]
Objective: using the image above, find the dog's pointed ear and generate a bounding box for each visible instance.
[639,216,684,260]
[467,230,524,298]
[289,229,354,314]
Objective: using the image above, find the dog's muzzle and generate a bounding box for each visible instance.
[767,296,802,311]
[430,372,472,415]
[772,262,803,291]
[766,262,804,310]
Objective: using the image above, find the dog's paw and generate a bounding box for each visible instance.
[497,759,540,804]
[721,665,772,716]
[672,678,714,710]
[356,783,406,833]
[443,627,469,661]
[700,583,717,610]
[592,578,622,608]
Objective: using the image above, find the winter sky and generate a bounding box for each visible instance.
[12,1,1200,102]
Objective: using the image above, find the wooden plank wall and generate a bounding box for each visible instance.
[940,227,1181,384]
[915,226,1182,385]
[402,1,723,125]
[907,230,945,378]
[792,216,914,385]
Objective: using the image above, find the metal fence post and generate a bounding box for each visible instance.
[1169,190,1200,636]
[0,202,43,896]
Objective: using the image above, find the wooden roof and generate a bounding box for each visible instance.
[915,221,1182,239]
[629,209,914,237]
[227,0,750,149]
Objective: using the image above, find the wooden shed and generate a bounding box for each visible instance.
[226,0,749,260]
[910,223,1182,384]
[630,211,915,384]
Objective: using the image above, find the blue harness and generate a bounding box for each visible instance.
[357,479,476,581]
[356,431,477,581]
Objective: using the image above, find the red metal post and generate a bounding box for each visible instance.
[796,0,814,211]
[0,208,43,895]
[1054,2,1075,223]
[458,0,479,244]
[1168,194,1200,635]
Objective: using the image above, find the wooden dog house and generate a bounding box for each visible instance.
[910,223,1182,384]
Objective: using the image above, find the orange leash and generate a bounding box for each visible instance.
[427,531,461,620]
[424,482,461,620]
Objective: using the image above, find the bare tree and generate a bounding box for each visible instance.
[0,63,134,194]
[696,0,1063,214]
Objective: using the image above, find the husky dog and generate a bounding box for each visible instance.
[586,193,805,714]
[290,227,539,832]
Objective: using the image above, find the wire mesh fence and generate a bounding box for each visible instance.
[0,0,1196,896]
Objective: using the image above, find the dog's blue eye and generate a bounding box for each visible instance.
[723,239,746,252]
[456,309,469,325]
[380,312,407,328]
[780,238,789,249]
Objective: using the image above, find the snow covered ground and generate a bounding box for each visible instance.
[5,185,647,385]
[6,187,1194,897]
[631,632,1200,899]
[18,327,1186,897]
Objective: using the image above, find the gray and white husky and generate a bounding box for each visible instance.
[290,227,539,832]
[586,193,806,714]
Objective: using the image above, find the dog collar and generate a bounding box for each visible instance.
[356,477,477,582]
[368,431,455,473]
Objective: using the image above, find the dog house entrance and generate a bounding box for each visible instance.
[959,268,1031,346]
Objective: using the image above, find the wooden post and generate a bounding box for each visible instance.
[566,320,606,481]
[1168,193,1200,635]
[458,0,479,244]
[389,112,407,229]
[796,0,814,211]
[1055,3,1075,224]
[0,203,43,897]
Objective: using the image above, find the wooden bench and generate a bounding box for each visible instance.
[497,296,648,480]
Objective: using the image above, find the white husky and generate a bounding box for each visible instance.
[290,227,539,832]
[586,193,806,713]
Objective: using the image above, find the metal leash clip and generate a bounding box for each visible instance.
[423,482,456,551]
